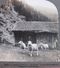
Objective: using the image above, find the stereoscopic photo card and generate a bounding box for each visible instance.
[0,0,60,68]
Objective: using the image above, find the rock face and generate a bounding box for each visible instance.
[0,4,24,44]
[14,0,58,22]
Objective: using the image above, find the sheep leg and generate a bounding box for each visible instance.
[37,48,38,56]
[30,51,33,57]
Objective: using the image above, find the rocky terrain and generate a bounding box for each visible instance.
[0,5,25,44]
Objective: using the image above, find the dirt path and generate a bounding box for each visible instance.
[0,45,60,62]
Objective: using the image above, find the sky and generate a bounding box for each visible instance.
[0,0,59,9]
[0,0,59,21]
[17,0,58,21]
[0,0,60,11]
[0,0,60,19]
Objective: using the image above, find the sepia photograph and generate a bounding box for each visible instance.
[0,0,60,67]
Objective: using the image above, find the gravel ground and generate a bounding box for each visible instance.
[0,44,60,62]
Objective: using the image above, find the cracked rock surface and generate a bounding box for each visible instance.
[0,5,24,44]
